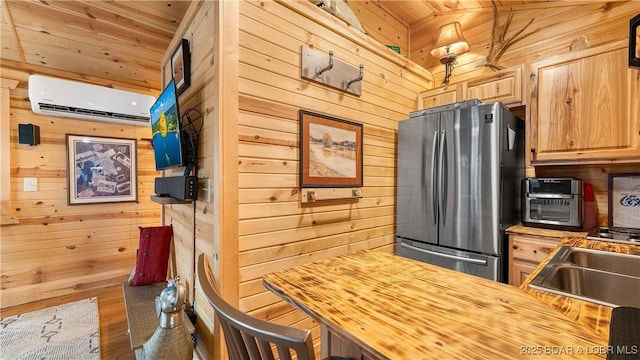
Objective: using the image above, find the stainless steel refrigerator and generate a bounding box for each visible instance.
[395,99,525,282]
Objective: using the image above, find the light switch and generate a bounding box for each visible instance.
[24,177,37,192]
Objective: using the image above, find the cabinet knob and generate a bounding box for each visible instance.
[530,148,536,153]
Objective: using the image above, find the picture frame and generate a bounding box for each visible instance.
[66,134,137,205]
[171,38,191,95]
[608,173,640,229]
[630,14,640,69]
[299,110,363,188]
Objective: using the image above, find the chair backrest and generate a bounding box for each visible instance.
[197,254,315,360]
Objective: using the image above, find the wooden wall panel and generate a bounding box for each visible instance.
[536,164,640,227]
[234,1,433,353]
[347,1,410,56]
[0,66,161,309]
[155,2,222,358]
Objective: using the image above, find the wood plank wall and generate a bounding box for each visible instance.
[235,0,432,350]
[154,1,221,357]
[404,1,640,227]
[347,1,410,56]
[0,63,161,308]
[164,1,432,357]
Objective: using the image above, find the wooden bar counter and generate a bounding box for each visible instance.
[263,250,608,359]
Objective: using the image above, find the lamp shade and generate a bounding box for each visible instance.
[430,22,469,59]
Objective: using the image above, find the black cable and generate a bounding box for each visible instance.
[180,109,203,177]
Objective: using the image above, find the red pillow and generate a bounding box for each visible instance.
[129,225,173,286]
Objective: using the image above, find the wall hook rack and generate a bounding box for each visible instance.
[301,45,363,96]
[300,188,363,203]
[345,64,364,89]
[316,50,334,77]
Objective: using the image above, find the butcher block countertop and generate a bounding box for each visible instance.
[521,236,640,339]
[263,250,608,359]
[506,223,590,238]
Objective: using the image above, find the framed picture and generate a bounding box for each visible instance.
[630,14,640,69]
[299,110,363,188]
[608,173,640,229]
[171,38,191,95]
[66,135,137,204]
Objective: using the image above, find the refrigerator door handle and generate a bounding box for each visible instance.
[430,130,438,225]
[438,130,447,225]
[400,243,488,265]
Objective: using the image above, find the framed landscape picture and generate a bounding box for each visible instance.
[66,135,137,204]
[299,110,363,188]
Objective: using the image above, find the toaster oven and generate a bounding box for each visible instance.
[522,178,583,230]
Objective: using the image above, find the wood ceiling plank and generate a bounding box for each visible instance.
[17,40,160,89]
[0,59,158,94]
[7,1,172,52]
[80,0,189,32]
[15,31,160,77]
[12,16,163,63]
[0,0,25,62]
[379,1,435,25]
[35,1,175,38]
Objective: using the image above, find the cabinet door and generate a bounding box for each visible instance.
[462,66,523,105]
[510,260,538,287]
[529,40,640,163]
[418,85,460,110]
[508,234,559,286]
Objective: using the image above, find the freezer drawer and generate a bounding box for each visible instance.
[396,238,501,281]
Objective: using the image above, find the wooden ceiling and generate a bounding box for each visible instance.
[0,0,620,92]
[0,0,190,92]
[378,0,576,26]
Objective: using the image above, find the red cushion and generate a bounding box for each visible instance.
[129,225,173,286]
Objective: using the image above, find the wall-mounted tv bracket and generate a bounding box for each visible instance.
[301,45,364,96]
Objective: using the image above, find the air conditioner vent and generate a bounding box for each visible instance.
[38,103,149,123]
[29,75,155,126]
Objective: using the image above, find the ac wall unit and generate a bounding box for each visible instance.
[28,75,155,126]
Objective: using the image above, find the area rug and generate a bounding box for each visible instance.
[0,297,100,359]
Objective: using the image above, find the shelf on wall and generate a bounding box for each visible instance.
[150,196,193,205]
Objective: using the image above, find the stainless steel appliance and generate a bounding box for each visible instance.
[395,100,525,282]
[587,227,640,244]
[522,178,583,230]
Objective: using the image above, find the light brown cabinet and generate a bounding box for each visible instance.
[528,40,640,164]
[419,84,460,109]
[418,65,524,110]
[508,234,560,287]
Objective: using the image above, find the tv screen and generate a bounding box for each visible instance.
[150,79,184,171]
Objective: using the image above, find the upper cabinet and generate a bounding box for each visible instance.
[528,40,640,164]
[418,65,524,110]
[419,84,460,109]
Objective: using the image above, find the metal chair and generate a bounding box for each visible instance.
[197,253,316,360]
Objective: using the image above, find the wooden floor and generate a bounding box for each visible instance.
[0,284,136,359]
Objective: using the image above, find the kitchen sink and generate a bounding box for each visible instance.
[528,246,640,308]
[563,247,640,278]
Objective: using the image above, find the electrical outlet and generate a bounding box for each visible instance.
[24,178,37,192]
[199,178,212,203]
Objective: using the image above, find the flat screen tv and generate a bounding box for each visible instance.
[150,79,184,170]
